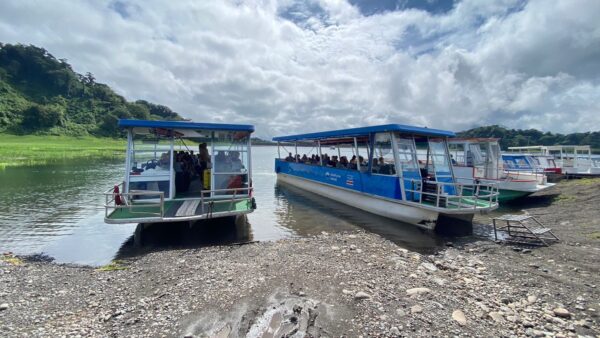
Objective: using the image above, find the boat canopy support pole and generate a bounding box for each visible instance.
[295,142,298,162]
[169,136,174,199]
[317,140,323,166]
[124,129,133,193]
[248,135,253,192]
[390,132,406,201]
[354,137,359,161]
[210,132,215,197]
[367,133,374,173]
[277,142,281,159]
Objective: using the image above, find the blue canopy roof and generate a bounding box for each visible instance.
[272,124,454,142]
[118,119,254,132]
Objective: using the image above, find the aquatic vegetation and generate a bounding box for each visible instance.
[96,260,128,271]
[552,194,576,204]
[564,178,600,186]
[0,134,125,168]
[1,254,23,265]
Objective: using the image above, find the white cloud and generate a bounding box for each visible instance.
[0,0,598,138]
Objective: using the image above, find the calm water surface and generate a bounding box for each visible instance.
[0,146,451,265]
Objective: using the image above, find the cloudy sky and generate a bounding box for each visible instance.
[1,0,599,138]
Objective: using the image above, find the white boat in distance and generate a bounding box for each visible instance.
[508,145,600,177]
[448,138,555,201]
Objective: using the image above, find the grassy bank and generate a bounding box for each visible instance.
[0,134,125,169]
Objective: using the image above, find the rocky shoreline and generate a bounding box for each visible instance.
[1,179,599,337]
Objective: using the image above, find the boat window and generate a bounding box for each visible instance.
[212,131,250,195]
[396,137,419,173]
[428,139,452,177]
[128,135,173,199]
[130,136,173,176]
[372,133,396,175]
[467,144,485,166]
[448,143,464,165]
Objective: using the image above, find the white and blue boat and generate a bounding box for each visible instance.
[273,125,499,234]
[508,145,600,178]
[448,138,555,201]
[103,119,256,224]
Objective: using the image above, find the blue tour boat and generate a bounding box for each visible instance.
[273,124,499,234]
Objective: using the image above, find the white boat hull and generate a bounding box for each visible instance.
[453,166,554,193]
[278,173,462,231]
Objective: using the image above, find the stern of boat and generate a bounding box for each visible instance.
[104,183,256,224]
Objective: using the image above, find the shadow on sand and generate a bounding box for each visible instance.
[115,216,254,259]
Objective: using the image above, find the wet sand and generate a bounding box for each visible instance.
[1,179,599,337]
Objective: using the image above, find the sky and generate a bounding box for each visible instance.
[0,0,599,138]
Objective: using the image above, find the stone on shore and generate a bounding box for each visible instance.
[489,312,503,322]
[406,287,431,296]
[411,305,423,313]
[354,291,371,300]
[552,308,571,318]
[452,309,467,326]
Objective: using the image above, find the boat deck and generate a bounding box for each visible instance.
[106,198,253,222]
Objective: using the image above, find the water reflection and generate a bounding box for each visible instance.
[274,182,444,254]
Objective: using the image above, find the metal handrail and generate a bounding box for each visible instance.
[104,183,253,220]
[403,178,498,210]
[104,184,165,218]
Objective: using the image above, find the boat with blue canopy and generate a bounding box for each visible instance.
[448,138,555,201]
[103,119,256,224]
[272,124,499,234]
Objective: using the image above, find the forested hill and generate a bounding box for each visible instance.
[457,125,600,150]
[0,43,183,137]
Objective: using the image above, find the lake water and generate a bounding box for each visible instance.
[0,146,449,266]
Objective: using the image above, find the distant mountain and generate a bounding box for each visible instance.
[0,43,183,136]
[457,125,600,151]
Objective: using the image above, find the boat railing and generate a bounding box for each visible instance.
[104,183,253,220]
[104,182,165,219]
[404,179,499,210]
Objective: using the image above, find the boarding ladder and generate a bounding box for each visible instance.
[492,214,559,246]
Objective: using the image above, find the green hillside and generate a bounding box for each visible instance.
[0,43,183,137]
[457,125,600,151]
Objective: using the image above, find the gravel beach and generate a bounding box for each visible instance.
[1,179,599,337]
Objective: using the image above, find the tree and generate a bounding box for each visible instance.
[21,104,64,129]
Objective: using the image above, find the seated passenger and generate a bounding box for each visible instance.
[285,152,294,161]
[339,156,349,168]
[301,154,308,163]
[371,158,380,173]
[229,151,244,172]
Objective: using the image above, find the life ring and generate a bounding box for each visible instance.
[113,185,123,205]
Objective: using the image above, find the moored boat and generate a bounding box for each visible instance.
[508,145,600,178]
[103,119,256,224]
[502,151,563,182]
[273,125,499,235]
[448,138,555,201]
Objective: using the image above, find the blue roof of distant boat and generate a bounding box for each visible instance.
[118,119,254,132]
[272,124,454,141]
